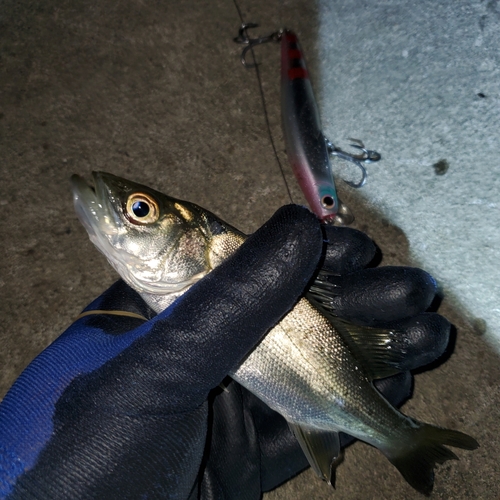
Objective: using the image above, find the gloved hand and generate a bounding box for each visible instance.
[0,205,449,500]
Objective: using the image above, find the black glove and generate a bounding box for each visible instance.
[0,206,449,499]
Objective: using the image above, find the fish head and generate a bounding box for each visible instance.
[71,172,242,296]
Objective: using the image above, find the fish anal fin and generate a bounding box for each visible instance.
[288,423,342,487]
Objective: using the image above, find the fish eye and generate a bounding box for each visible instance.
[126,192,159,224]
[321,195,336,209]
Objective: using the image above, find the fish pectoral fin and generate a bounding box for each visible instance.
[307,288,407,379]
[327,317,406,379]
[288,423,342,487]
[307,271,342,301]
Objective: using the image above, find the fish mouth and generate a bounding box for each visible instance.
[71,172,138,289]
[71,172,121,245]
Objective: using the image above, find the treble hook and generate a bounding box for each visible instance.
[326,139,381,188]
[346,139,381,164]
[234,23,282,68]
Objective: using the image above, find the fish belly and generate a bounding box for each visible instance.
[231,298,407,448]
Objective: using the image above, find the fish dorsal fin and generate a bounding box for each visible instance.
[288,423,342,487]
[307,275,407,380]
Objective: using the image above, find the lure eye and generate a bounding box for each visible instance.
[321,195,336,209]
[126,192,159,224]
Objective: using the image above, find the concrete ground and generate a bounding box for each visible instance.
[1,0,498,498]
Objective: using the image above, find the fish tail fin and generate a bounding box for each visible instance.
[385,423,478,496]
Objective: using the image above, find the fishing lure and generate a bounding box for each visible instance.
[235,24,380,224]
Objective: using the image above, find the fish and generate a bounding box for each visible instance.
[71,171,478,495]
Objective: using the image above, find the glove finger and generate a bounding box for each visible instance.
[382,313,451,371]
[322,226,376,274]
[324,266,438,324]
[374,371,413,406]
[92,205,323,413]
[0,207,323,497]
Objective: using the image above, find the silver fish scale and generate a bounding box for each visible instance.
[231,297,409,447]
[139,225,410,449]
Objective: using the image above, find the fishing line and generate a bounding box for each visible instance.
[75,310,148,321]
[232,0,294,204]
